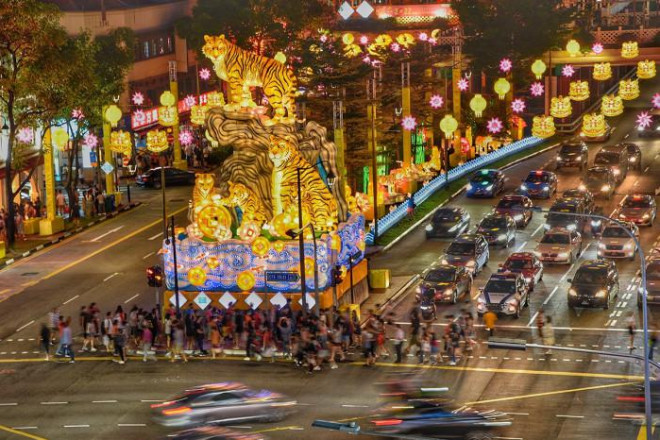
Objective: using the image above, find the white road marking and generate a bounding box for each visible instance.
[341,404,370,408]
[63,295,79,305]
[140,399,164,403]
[645,166,650,172]
[506,412,529,416]
[64,425,90,428]
[93,400,118,403]
[592,359,600,362]
[531,223,544,237]
[556,415,584,419]
[527,310,540,327]
[142,252,155,260]
[542,286,560,306]
[89,225,125,243]
[12,427,37,430]
[16,320,34,333]
[41,401,68,405]
[610,319,617,327]
[124,294,140,304]
[103,272,120,282]
[117,424,147,427]
[0,403,18,406]
[515,241,527,252]
[148,232,164,241]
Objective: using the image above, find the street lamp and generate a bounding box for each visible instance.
[286,222,320,316]
[439,114,458,183]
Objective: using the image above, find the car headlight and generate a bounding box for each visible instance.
[569,288,578,297]
[513,214,523,221]
[591,220,601,227]
[598,243,606,249]
[441,259,449,265]
[543,223,551,230]
[425,224,433,232]
[630,157,637,163]
[416,286,422,293]
[625,242,634,249]
[467,184,473,190]
[576,156,582,161]
[485,184,494,192]
[520,184,528,191]
[533,250,542,257]
[638,126,644,131]
[566,223,577,231]
[595,289,607,298]
[466,260,476,267]
[557,252,569,259]
[578,184,586,191]
[612,168,621,176]
[497,234,507,241]
[643,213,650,219]
[601,184,610,192]
[525,277,532,283]
[477,295,486,304]
[556,155,561,161]
[543,186,550,192]
[619,213,627,219]
[443,288,453,297]
[447,223,459,232]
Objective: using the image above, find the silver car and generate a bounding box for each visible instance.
[152,383,297,427]
[598,223,639,260]
[534,228,583,264]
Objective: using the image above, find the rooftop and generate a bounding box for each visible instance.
[43,0,185,12]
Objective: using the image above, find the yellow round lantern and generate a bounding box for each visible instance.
[396,33,415,48]
[550,96,572,118]
[188,267,207,287]
[375,34,393,47]
[342,33,354,45]
[146,129,169,153]
[601,94,624,117]
[566,39,581,57]
[274,52,287,64]
[439,114,458,139]
[469,94,487,118]
[197,205,232,240]
[493,78,511,100]
[251,236,271,258]
[531,59,547,80]
[104,104,122,127]
[569,80,590,101]
[237,271,256,291]
[207,257,220,270]
[272,241,286,253]
[531,115,555,138]
[51,127,69,150]
[593,62,612,81]
[621,41,639,59]
[159,91,176,107]
[618,79,640,100]
[637,60,656,80]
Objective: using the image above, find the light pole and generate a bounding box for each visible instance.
[165,215,181,318]
[146,129,169,238]
[287,222,320,317]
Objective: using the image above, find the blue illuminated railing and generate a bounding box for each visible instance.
[365,136,545,245]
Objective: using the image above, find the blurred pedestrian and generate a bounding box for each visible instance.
[483,310,497,338]
[40,324,50,361]
[392,324,405,363]
[543,316,555,355]
[171,322,187,363]
[627,311,636,352]
[60,320,75,363]
[113,320,126,365]
[142,322,157,362]
[536,308,545,340]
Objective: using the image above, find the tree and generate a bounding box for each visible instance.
[0,0,67,248]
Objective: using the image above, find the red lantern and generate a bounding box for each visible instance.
[460,138,470,154]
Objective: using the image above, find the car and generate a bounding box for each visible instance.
[476,213,516,247]
[543,198,588,233]
[562,188,595,215]
[637,109,660,138]
[494,195,534,227]
[519,170,557,199]
[556,139,588,171]
[163,427,266,440]
[499,252,544,290]
[580,121,612,142]
[639,259,660,308]
[370,400,511,440]
[594,146,629,184]
[534,228,583,264]
[136,167,196,188]
[581,166,616,199]
[618,142,642,172]
[568,259,619,309]
[466,169,505,198]
[476,272,530,318]
[440,234,489,275]
[614,194,657,226]
[598,223,639,260]
[425,207,470,239]
[416,265,472,304]
[151,383,296,427]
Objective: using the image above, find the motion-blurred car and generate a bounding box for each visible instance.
[544,198,588,233]
[494,195,534,227]
[136,167,196,188]
[519,170,557,199]
[476,272,529,318]
[534,228,583,264]
[618,142,642,172]
[594,146,628,184]
[476,213,516,248]
[499,252,544,290]
[580,121,612,142]
[163,427,266,440]
[151,383,296,427]
[466,169,505,198]
[555,139,588,171]
[639,259,660,308]
[581,166,616,199]
[614,194,657,226]
[416,265,472,304]
[568,260,619,309]
[440,234,489,275]
[598,223,639,260]
[370,400,511,440]
[562,188,595,215]
[425,207,471,239]
[637,109,660,138]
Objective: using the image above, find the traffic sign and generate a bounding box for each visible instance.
[101,161,114,175]
[265,270,300,283]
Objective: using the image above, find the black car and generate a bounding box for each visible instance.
[425,207,470,239]
[441,234,490,275]
[618,142,642,172]
[494,195,534,227]
[556,140,588,171]
[594,147,628,184]
[136,167,196,188]
[562,188,595,215]
[544,198,588,233]
[637,109,660,138]
[582,166,616,199]
[164,427,265,440]
[476,213,516,248]
[567,259,619,310]
[371,400,511,440]
[477,272,530,318]
[466,169,505,198]
[416,265,472,304]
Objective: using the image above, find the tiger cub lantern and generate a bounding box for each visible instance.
[202,35,297,123]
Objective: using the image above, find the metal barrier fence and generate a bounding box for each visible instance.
[365,136,544,245]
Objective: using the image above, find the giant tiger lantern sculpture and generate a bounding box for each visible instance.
[162,34,365,310]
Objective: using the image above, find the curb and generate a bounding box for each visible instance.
[379,141,562,254]
[0,202,142,270]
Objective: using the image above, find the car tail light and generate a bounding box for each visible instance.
[372,419,403,426]
[150,401,175,409]
[617,396,645,402]
[162,406,192,416]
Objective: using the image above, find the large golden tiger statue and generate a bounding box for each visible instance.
[192,173,217,220]
[202,35,297,122]
[218,181,269,227]
[268,135,337,232]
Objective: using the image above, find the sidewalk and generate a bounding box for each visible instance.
[360,274,419,323]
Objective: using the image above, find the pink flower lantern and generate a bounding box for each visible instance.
[199,68,211,81]
[83,133,98,149]
[16,127,33,144]
[401,116,417,130]
[487,118,503,134]
[132,92,145,106]
[179,130,194,146]
[530,82,545,97]
[653,93,660,109]
[429,95,444,109]
[499,58,512,73]
[562,64,575,78]
[457,78,469,91]
[72,108,84,120]
[184,95,196,107]
[511,98,526,114]
[637,111,653,130]
[592,42,604,54]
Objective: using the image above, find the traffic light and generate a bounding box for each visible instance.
[333,265,344,286]
[147,265,163,287]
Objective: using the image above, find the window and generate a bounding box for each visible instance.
[135,30,175,61]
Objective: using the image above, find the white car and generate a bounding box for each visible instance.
[534,228,583,264]
[598,223,639,260]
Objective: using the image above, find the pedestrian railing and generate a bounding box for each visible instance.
[365,136,544,245]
